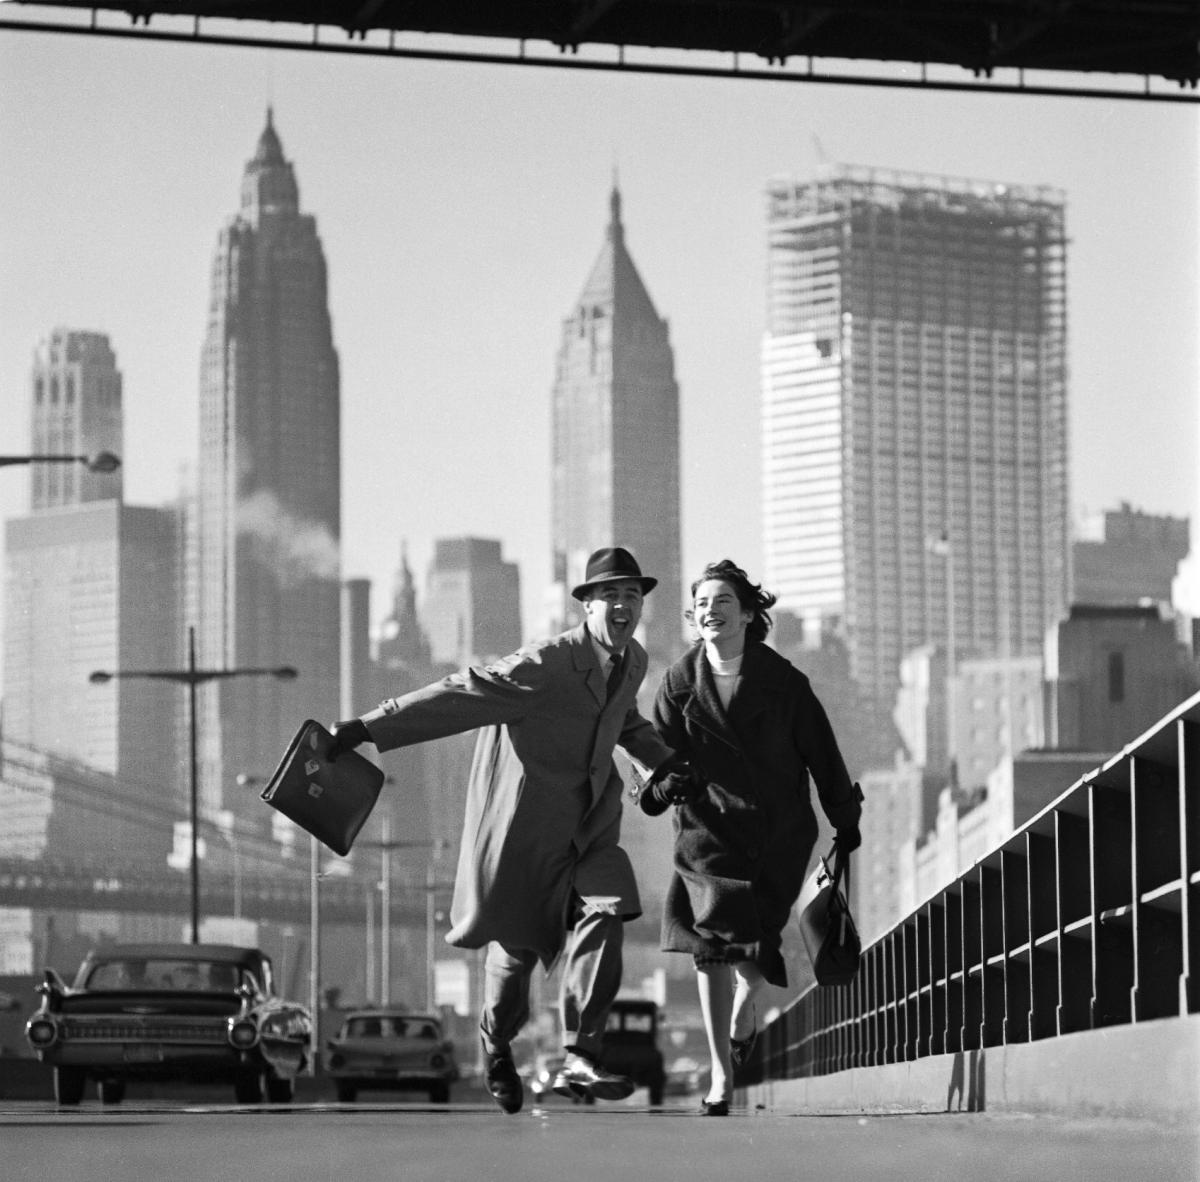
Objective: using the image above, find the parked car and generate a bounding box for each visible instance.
[665,1054,709,1097]
[324,1009,458,1103]
[599,997,666,1106]
[24,943,312,1106]
[526,1051,589,1104]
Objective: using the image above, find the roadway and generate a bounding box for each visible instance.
[1,1098,1195,1182]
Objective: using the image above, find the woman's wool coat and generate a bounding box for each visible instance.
[641,641,861,986]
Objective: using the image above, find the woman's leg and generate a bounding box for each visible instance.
[731,960,766,1042]
[696,961,734,1102]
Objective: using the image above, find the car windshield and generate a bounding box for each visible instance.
[84,959,248,992]
[606,1009,654,1034]
[342,1015,439,1039]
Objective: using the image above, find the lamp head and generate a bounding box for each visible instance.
[89,671,113,685]
[85,451,121,474]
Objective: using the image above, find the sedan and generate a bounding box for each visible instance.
[324,1009,458,1103]
[24,942,312,1106]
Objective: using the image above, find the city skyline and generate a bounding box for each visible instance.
[1,34,1196,700]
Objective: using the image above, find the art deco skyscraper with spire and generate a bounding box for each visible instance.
[550,187,682,662]
[193,110,341,823]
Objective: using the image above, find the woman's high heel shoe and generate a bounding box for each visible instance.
[729,1027,757,1069]
[700,1098,730,1116]
[730,1003,758,1070]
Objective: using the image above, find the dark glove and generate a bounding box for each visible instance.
[650,758,702,807]
[835,824,862,854]
[651,773,697,807]
[328,718,372,760]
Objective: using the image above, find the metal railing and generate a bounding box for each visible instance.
[745,689,1200,1085]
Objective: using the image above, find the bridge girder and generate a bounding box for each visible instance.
[4,0,1200,100]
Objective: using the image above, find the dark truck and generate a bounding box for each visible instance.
[599,997,666,1106]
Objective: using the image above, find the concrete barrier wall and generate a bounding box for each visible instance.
[744,998,1199,1122]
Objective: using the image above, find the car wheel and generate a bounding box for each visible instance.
[265,1074,295,1104]
[428,1081,450,1104]
[234,1069,264,1104]
[98,1079,126,1105]
[335,1081,357,1103]
[54,1066,86,1106]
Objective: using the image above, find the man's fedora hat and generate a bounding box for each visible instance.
[571,546,658,601]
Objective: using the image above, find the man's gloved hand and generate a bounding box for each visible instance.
[835,824,862,854]
[328,718,372,760]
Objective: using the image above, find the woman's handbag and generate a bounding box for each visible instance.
[797,841,862,987]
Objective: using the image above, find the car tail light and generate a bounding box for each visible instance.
[27,1017,58,1047]
[430,1052,446,1070]
[228,1019,259,1049]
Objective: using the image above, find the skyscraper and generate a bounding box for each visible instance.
[423,537,521,667]
[194,109,340,825]
[1074,502,1190,608]
[376,542,431,680]
[4,329,178,865]
[550,187,682,662]
[762,165,1070,737]
[30,329,123,510]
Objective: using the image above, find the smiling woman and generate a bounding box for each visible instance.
[638,557,863,1114]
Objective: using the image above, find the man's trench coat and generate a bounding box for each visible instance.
[361,623,673,965]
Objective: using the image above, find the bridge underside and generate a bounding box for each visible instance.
[5,0,1200,99]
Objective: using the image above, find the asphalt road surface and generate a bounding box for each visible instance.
[2,1096,1196,1182]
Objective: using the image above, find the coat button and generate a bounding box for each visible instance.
[746,847,759,860]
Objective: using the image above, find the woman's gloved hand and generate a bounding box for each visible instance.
[653,770,701,807]
[835,824,862,853]
[327,718,372,760]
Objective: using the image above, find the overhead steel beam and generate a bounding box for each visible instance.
[1,11,1198,102]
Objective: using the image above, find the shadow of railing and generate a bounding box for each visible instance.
[743,689,1200,1090]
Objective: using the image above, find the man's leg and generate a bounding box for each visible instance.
[553,899,634,1101]
[480,941,537,1114]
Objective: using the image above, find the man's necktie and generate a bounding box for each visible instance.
[606,651,625,700]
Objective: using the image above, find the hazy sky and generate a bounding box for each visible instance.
[1,24,1197,683]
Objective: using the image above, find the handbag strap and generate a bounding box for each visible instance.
[827,840,851,899]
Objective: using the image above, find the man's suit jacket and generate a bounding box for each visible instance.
[362,623,673,964]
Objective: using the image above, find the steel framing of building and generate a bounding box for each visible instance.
[761,164,1070,727]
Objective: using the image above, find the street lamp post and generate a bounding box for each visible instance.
[928,530,957,790]
[359,824,440,1006]
[213,810,243,920]
[89,624,296,943]
[0,451,121,473]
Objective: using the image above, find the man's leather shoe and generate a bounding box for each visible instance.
[484,1047,524,1114]
[551,1052,635,1102]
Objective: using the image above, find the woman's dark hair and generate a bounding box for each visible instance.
[688,559,777,645]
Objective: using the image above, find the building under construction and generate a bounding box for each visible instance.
[761,165,1070,742]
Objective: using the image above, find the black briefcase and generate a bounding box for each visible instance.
[796,842,862,987]
[260,719,384,856]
